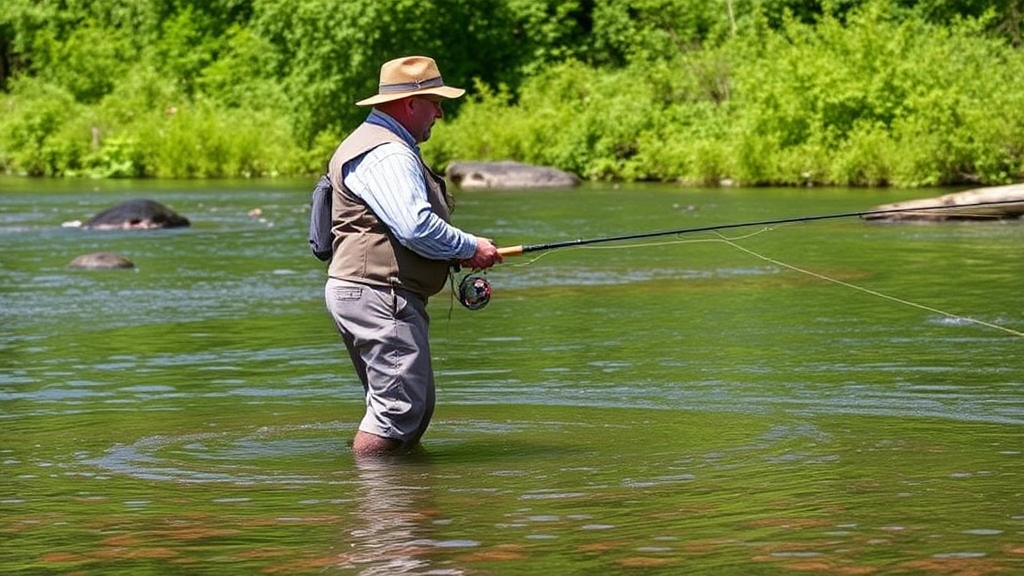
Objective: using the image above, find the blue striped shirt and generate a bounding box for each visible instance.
[342,110,478,261]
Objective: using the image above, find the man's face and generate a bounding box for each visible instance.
[408,96,444,143]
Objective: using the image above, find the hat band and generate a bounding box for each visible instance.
[378,75,445,94]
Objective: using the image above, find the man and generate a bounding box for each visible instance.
[324,56,502,457]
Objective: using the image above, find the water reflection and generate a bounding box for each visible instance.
[341,453,452,575]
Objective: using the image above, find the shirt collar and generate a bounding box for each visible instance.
[365,109,419,152]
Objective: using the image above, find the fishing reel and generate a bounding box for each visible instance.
[458,273,492,311]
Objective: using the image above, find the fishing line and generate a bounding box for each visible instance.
[715,234,1024,339]
[454,199,1022,324]
[467,228,1024,338]
[464,226,1024,340]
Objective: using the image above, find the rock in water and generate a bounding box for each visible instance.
[83,199,190,230]
[446,161,579,189]
[68,252,135,270]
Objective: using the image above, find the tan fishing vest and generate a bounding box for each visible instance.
[326,123,453,299]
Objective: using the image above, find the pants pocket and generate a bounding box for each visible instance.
[331,286,363,301]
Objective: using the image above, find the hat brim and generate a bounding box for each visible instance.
[356,85,465,107]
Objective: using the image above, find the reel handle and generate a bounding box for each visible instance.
[497,245,524,257]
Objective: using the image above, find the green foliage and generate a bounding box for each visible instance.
[589,0,732,64]
[2,0,1024,185]
[33,21,129,102]
[431,0,1024,187]
[504,0,595,70]
[0,78,82,176]
[728,2,1024,186]
[427,62,662,180]
[0,0,304,178]
[134,101,301,178]
[0,71,301,178]
[196,25,286,110]
[250,0,529,146]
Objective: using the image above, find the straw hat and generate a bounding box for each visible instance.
[356,56,466,106]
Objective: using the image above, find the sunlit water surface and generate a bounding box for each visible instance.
[2,177,1023,575]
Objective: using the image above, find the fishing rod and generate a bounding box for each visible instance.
[494,199,1021,257]
[456,198,1022,310]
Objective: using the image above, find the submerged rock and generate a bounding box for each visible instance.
[68,252,135,270]
[83,199,190,230]
[865,183,1024,222]
[446,160,579,190]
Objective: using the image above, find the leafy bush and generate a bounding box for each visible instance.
[3,0,1024,185]
[130,102,302,178]
[427,61,665,180]
[0,78,82,176]
[0,76,303,178]
[430,0,1024,187]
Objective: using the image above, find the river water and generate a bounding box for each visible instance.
[1,177,1022,575]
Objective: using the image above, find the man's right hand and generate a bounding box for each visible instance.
[462,237,503,270]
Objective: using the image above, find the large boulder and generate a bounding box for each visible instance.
[446,160,579,190]
[864,183,1024,222]
[82,199,190,230]
[68,252,135,270]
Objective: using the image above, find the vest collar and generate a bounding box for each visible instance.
[365,109,420,154]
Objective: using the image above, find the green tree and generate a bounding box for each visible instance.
[589,0,731,64]
[250,0,528,147]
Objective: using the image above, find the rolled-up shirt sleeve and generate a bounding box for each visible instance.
[344,142,478,261]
